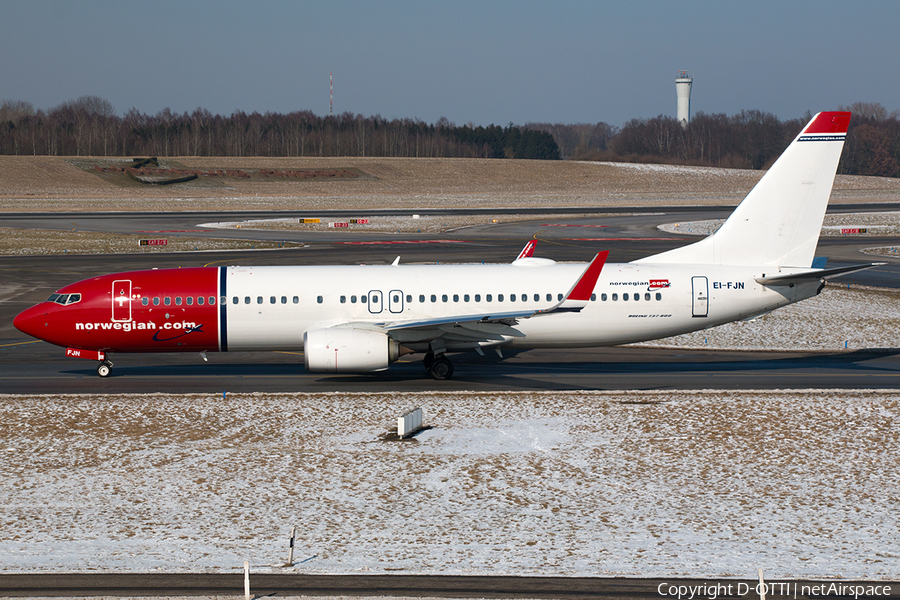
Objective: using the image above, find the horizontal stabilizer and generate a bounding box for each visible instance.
[756,263,885,285]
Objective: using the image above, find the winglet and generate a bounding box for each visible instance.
[566,250,609,301]
[515,240,537,261]
[533,250,609,316]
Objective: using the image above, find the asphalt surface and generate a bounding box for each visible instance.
[1,573,897,599]
[2,205,900,393]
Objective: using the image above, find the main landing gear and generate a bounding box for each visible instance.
[97,359,113,377]
[423,352,454,380]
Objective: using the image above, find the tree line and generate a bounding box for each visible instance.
[0,96,559,160]
[1,96,898,177]
[528,101,900,177]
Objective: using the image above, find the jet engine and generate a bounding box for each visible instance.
[303,327,400,373]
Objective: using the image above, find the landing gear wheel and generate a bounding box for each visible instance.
[97,361,111,377]
[423,352,435,371]
[428,356,454,380]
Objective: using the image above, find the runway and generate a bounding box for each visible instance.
[2,205,899,393]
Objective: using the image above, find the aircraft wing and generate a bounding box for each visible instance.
[364,251,609,342]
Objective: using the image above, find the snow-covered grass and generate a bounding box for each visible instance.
[634,286,900,351]
[1,390,898,578]
[660,211,900,237]
[0,227,305,256]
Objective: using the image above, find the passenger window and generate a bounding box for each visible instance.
[153,297,160,306]
[186,297,193,306]
[197,296,204,305]
[419,294,425,303]
[293,296,299,304]
[634,294,639,301]
[546,294,551,301]
[406,294,412,303]
[142,297,149,306]
[521,294,527,302]
[498,294,504,302]
[601,293,607,301]
[487,294,492,302]
[394,294,401,303]
[623,293,629,301]
[442,294,448,302]
[656,292,662,301]
[534,294,539,302]
[281,296,287,304]
[453,294,459,302]
[612,293,618,301]
[558,293,563,301]
[431,294,437,303]
[270,296,276,304]
[317,296,323,304]
[175,297,182,306]
[464,294,470,302]
[164,297,171,306]
[257,296,263,304]
[232,297,239,304]
[361,295,367,303]
[591,293,596,301]
[510,294,516,302]
[244,297,250,304]
[475,294,481,302]
[351,295,357,303]
[340,296,346,304]
[645,293,651,301]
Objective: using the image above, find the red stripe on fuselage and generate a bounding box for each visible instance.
[16,267,221,353]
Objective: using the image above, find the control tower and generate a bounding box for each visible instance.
[675,71,693,127]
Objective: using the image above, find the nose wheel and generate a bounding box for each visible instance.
[97,360,113,377]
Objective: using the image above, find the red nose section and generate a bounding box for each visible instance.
[13,303,49,340]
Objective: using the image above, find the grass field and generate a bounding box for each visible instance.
[1,156,899,212]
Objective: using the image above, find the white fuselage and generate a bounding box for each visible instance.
[222,261,819,352]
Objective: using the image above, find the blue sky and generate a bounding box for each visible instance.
[1,0,897,127]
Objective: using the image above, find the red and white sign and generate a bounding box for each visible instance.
[139,239,168,246]
[840,228,867,235]
[66,348,106,361]
[649,279,671,290]
[329,222,349,228]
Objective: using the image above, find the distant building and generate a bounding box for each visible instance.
[675,71,693,128]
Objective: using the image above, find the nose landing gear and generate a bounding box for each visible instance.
[97,359,113,377]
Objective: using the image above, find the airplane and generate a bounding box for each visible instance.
[13,111,881,380]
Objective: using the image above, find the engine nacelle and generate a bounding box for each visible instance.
[303,327,400,373]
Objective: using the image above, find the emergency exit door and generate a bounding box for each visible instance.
[692,276,708,317]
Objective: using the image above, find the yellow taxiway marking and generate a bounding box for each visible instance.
[0,340,40,348]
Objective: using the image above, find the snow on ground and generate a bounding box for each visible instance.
[660,212,900,237]
[1,390,898,578]
[634,286,900,351]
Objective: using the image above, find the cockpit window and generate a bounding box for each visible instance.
[47,293,81,305]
